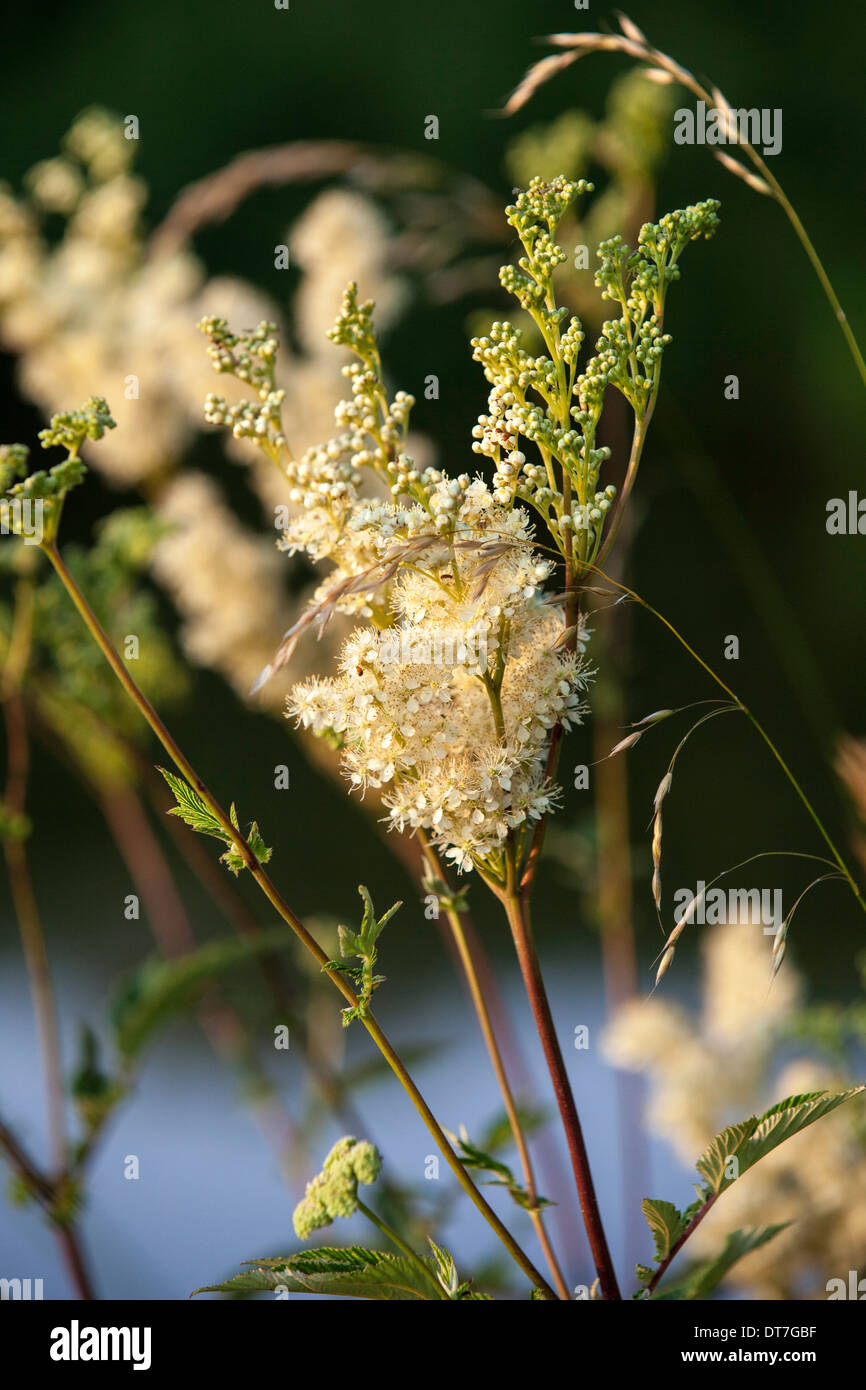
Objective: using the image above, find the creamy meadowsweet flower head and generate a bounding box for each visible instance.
[151,473,297,708]
[288,479,591,874]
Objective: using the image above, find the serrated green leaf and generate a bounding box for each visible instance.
[427,1238,458,1297]
[452,1134,553,1212]
[695,1117,755,1195]
[158,767,224,838]
[157,770,271,875]
[193,1246,438,1300]
[737,1089,864,1180]
[328,885,400,1025]
[634,1088,864,1299]
[111,928,295,1060]
[641,1198,687,1262]
[651,1225,788,1301]
[696,1088,864,1196]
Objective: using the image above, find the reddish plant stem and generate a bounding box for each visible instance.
[499,859,621,1300]
[646,1193,718,1296]
[416,831,570,1299]
[0,1116,95,1299]
[55,1223,97,1301]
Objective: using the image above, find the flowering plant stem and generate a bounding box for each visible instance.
[416,830,570,1299]
[41,539,556,1299]
[354,1198,446,1299]
[499,846,621,1300]
[478,634,619,1294]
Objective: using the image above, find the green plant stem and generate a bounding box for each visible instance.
[499,848,620,1300]
[2,587,67,1174]
[355,1198,446,1299]
[589,564,866,917]
[593,411,650,573]
[522,355,660,902]
[42,540,556,1299]
[416,830,570,1300]
[751,154,866,390]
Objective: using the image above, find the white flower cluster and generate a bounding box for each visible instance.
[151,473,297,708]
[0,113,414,704]
[288,480,591,873]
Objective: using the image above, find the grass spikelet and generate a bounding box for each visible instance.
[713,150,772,195]
[616,12,647,44]
[609,729,644,757]
[651,809,663,910]
[653,771,673,813]
[655,945,675,985]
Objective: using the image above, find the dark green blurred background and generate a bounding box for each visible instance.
[1,0,865,1298]
[3,0,864,981]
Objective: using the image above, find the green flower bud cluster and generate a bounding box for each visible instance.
[198,317,279,398]
[594,234,639,304]
[0,399,185,787]
[500,178,592,345]
[499,260,549,314]
[201,286,425,511]
[203,389,287,451]
[472,323,557,399]
[198,318,287,463]
[0,401,114,544]
[504,175,594,239]
[37,396,116,454]
[292,1137,382,1239]
[2,455,86,506]
[334,363,416,479]
[577,315,671,417]
[327,281,378,358]
[324,288,426,504]
[639,199,721,265]
[0,443,30,493]
[554,484,617,544]
[468,182,720,570]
